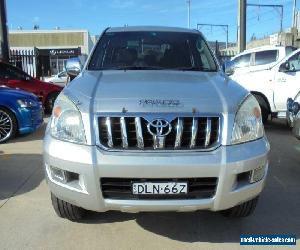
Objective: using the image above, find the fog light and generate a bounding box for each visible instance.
[250,165,265,183]
[50,166,68,183]
[49,166,79,184]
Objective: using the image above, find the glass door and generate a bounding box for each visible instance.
[57,59,65,73]
[50,57,58,75]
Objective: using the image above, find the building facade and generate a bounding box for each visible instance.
[9,29,95,77]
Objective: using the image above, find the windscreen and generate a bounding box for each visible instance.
[88,31,217,71]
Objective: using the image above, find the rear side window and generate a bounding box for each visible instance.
[231,53,251,68]
[254,50,278,65]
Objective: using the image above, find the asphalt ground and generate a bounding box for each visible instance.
[0,118,299,250]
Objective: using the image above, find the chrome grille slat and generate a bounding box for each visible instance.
[135,117,144,149]
[98,116,220,151]
[120,117,128,149]
[105,117,113,148]
[174,118,183,149]
[205,118,212,148]
[190,117,198,148]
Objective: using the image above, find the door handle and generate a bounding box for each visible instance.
[277,78,286,82]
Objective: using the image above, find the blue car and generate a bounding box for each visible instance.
[0,86,43,143]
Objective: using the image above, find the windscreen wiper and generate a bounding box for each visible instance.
[113,66,165,70]
[171,66,215,72]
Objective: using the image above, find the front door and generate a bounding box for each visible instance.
[273,51,300,111]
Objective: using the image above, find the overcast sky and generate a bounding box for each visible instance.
[6,0,298,42]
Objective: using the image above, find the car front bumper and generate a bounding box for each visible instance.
[18,105,43,134]
[43,135,270,213]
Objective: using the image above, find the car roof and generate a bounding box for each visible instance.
[242,45,287,53]
[233,45,290,58]
[106,26,200,34]
[231,45,290,60]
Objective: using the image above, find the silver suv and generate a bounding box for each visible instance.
[43,26,269,221]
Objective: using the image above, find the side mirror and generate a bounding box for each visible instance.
[225,66,235,76]
[221,62,226,72]
[223,61,235,76]
[279,62,291,72]
[66,58,82,79]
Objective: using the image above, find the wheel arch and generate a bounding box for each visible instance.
[250,91,271,113]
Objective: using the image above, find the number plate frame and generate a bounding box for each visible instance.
[132,182,188,195]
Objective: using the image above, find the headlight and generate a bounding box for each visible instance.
[17,99,35,108]
[231,95,264,144]
[50,94,86,144]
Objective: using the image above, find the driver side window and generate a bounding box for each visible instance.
[287,52,300,71]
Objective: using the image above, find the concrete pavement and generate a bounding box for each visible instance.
[0,119,299,250]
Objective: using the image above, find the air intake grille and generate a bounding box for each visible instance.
[100,177,218,200]
[98,116,220,150]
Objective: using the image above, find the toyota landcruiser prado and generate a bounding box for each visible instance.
[43,26,269,221]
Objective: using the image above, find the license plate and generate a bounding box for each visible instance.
[132,182,188,195]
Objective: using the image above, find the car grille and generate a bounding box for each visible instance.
[100,178,218,200]
[98,116,220,151]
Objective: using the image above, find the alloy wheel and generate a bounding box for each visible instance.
[0,110,13,142]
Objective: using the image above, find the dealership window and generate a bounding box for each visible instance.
[254,50,278,66]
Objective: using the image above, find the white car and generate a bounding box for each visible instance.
[229,48,300,123]
[228,45,296,77]
[44,71,68,87]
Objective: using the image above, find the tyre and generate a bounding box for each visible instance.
[51,193,85,221]
[253,94,269,124]
[0,107,17,143]
[221,196,259,218]
[45,92,59,114]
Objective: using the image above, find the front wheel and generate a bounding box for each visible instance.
[220,196,259,218]
[0,107,17,143]
[45,92,59,114]
[51,193,86,221]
